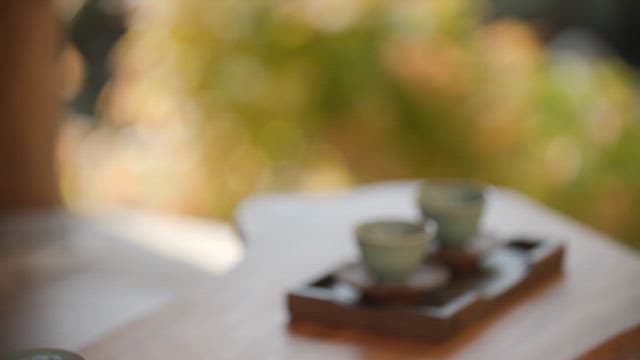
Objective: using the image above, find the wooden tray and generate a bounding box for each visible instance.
[287,237,564,341]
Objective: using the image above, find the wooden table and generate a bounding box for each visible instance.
[81,181,640,359]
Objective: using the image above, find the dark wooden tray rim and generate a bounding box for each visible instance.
[287,237,564,341]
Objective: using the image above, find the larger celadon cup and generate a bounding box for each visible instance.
[418,179,487,248]
[355,219,438,284]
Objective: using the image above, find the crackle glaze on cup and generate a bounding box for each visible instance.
[355,219,437,284]
[418,179,487,248]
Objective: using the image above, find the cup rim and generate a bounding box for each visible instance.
[6,349,84,360]
[418,178,488,214]
[355,218,438,247]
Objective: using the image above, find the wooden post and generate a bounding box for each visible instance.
[0,1,60,212]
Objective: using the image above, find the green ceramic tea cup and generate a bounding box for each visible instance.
[418,179,487,248]
[355,219,438,284]
[6,348,85,360]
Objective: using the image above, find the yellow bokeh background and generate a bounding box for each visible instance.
[58,0,640,248]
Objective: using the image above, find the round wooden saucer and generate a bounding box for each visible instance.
[335,261,451,304]
[435,232,499,272]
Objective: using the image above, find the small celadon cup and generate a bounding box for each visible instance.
[418,179,487,248]
[355,219,438,284]
[6,348,85,360]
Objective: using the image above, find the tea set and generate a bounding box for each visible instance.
[337,179,492,302]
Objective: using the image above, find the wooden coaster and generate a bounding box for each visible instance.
[435,233,500,272]
[335,261,451,304]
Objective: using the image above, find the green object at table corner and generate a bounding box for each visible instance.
[4,348,84,360]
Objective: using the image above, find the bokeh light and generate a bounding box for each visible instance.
[58,0,640,248]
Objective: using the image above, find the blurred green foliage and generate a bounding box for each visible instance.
[62,0,640,248]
